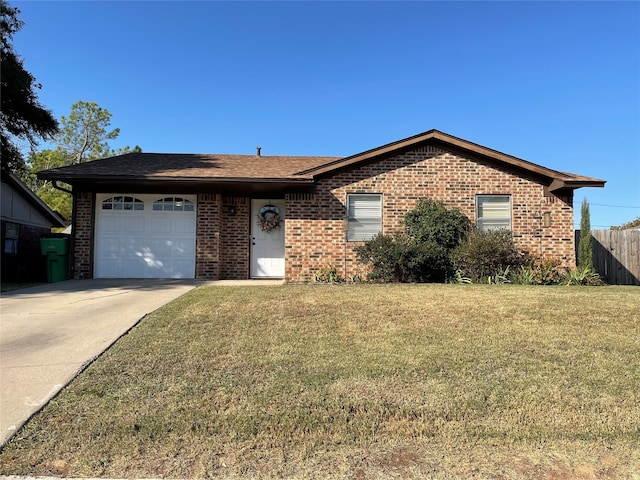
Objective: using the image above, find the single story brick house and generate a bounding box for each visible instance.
[38,129,605,282]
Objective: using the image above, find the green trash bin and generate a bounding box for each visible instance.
[40,237,69,283]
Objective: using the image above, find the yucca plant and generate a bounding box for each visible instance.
[511,265,536,285]
[487,266,511,284]
[564,265,604,286]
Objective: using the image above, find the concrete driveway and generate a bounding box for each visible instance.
[0,278,199,446]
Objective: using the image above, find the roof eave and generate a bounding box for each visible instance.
[297,129,441,177]
[46,174,316,195]
[549,178,606,192]
[301,129,590,185]
[39,174,315,184]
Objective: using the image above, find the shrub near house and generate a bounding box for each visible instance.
[355,199,470,283]
[450,229,526,283]
[355,198,604,285]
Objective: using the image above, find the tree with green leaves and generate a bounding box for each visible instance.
[578,198,593,268]
[612,216,640,230]
[57,100,121,164]
[404,198,471,250]
[22,101,141,222]
[0,1,58,173]
[23,149,72,220]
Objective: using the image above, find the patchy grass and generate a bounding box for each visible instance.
[0,284,638,479]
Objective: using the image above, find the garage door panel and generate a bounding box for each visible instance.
[100,216,121,233]
[95,194,196,279]
[97,258,145,278]
[99,238,121,254]
[171,260,194,278]
[121,216,145,233]
[148,238,196,257]
[121,237,146,254]
[174,217,196,233]
[175,239,196,255]
[149,238,173,256]
[148,216,172,234]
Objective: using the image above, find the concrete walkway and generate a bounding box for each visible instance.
[0,279,201,446]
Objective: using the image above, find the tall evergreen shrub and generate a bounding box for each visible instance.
[578,198,593,268]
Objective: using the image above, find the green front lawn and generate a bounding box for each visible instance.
[1,284,638,479]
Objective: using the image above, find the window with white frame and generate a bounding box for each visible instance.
[101,196,144,210]
[476,195,512,231]
[347,194,382,241]
[152,197,195,211]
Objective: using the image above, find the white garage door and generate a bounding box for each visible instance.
[95,194,196,278]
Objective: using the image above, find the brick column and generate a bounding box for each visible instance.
[73,192,93,279]
[196,193,222,279]
[220,196,250,280]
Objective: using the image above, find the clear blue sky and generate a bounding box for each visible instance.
[13,1,640,229]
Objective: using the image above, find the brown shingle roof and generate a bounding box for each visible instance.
[38,129,605,193]
[39,153,340,181]
[300,129,606,191]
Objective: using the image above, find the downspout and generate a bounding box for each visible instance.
[52,180,72,194]
[538,198,545,263]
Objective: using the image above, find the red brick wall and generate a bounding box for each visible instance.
[285,145,576,283]
[196,193,221,279]
[72,192,93,279]
[71,146,576,282]
[219,196,250,279]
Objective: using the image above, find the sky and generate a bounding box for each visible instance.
[12,0,640,229]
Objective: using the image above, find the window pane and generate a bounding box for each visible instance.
[348,194,381,241]
[153,197,194,212]
[102,196,144,211]
[5,239,18,254]
[477,195,511,231]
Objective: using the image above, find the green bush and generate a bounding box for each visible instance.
[355,199,471,283]
[354,233,452,283]
[314,264,344,284]
[354,233,405,283]
[404,198,471,250]
[405,240,453,283]
[511,265,537,285]
[532,258,565,285]
[451,228,526,282]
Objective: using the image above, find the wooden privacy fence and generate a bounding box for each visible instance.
[576,230,640,286]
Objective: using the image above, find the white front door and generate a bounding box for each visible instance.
[250,199,285,278]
